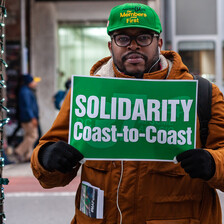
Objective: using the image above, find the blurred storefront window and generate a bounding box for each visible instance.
[176,0,217,35]
[58,25,110,90]
[178,41,215,82]
[223,42,224,80]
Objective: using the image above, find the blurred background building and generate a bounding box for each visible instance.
[4,0,224,140]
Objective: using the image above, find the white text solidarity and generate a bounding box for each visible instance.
[73,95,194,145]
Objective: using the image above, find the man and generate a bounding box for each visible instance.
[53,78,71,110]
[15,74,40,162]
[31,3,224,224]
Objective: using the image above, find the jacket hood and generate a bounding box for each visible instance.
[162,51,189,79]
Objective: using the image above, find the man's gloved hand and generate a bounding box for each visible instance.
[38,141,84,173]
[176,149,215,181]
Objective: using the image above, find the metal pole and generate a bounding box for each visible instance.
[21,0,28,74]
[170,0,177,52]
[215,0,223,91]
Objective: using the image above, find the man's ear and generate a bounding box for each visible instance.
[108,41,112,55]
[158,38,163,50]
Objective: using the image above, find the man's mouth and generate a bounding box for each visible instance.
[122,53,147,64]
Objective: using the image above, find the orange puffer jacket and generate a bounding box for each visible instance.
[31,51,224,224]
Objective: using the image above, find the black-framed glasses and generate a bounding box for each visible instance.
[111,33,160,47]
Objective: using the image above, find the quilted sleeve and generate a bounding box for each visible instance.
[31,89,80,188]
[204,84,224,191]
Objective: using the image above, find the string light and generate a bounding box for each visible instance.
[0,179,8,186]
[0,118,9,127]
[0,42,3,54]
[0,188,4,201]
[0,34,4,42]
[0,2,9,224]
[0,158,3,167]
[0,59,7,68]
[0,99,9,112]
[0,6,6,18]
[0,103,9,113]
[0,81,5,88]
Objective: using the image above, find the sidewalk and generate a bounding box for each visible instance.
[3,162,81,193]
[3,162,78,224]
[3,162,33,177]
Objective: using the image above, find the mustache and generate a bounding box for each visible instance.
[122,52,148,62]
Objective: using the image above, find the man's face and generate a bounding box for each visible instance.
[108,28,162,78]
[28,81,38,89]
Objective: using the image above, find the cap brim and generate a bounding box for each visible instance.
[33,77,41,82]
[108,24,161,34]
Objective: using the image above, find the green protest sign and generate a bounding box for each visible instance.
[69,75,197,161]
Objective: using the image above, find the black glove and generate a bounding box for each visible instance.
[176,149,215,181]
[38,141,84,173]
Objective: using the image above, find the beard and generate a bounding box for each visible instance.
[111,49,160,79]
[112,51,147,78]
[119,66,145,78]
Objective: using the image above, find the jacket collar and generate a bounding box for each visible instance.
[90,51,188,80]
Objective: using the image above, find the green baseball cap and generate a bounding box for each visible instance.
[107,3,162,35]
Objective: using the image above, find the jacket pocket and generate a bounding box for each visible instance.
[144,162,204,219]
[84,160,112,172]
[77,160,117,220]
[81,161,113,190]
[75,207,105,224]
[147,161,186,176]
[145,161,203,203]
[146,219,200,224]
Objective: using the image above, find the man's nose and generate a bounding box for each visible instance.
[128,39,140,50]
